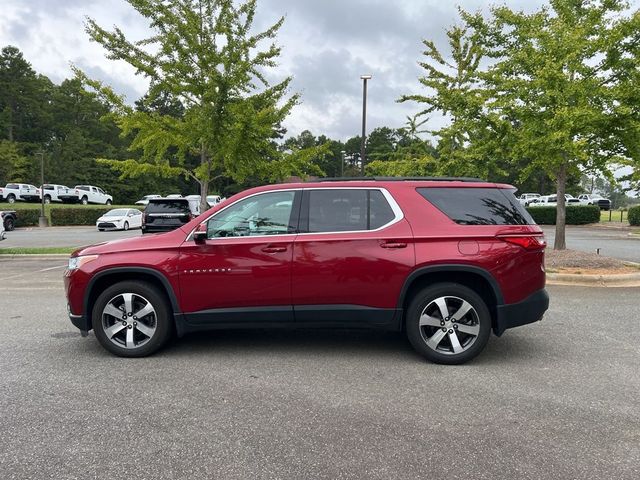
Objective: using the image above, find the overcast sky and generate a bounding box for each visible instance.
[1,0,557,141]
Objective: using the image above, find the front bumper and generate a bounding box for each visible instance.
[494,289,549,336]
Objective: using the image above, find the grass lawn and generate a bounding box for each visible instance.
[600,209,629,223]
[0,247,75,255]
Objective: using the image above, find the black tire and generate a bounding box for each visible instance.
[81,196,88,205]
[4,218,15,231]
[44,195,51,204]
[106,199,112,205]
[7,194,15,204]
[405,282,491,365]
[123,221,129,231]
[98,228,104,232]
[91,281,173,357]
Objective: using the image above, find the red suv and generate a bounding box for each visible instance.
[64,178,549,364]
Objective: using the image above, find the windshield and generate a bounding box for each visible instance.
[104,209,128,217]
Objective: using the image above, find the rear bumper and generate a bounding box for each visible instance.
[494,288,549,336]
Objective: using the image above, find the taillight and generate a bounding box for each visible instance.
[499,235,546,251]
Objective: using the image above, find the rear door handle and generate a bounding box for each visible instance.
[262,245,287,253]
[380,241,407,249]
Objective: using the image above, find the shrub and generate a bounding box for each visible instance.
[629,206,640,226]
[51,207,143,226]
[12,209,40,227]
[526,205,600,225]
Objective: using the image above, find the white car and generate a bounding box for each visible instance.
[530,194,580,206]
[96,208,142,231]
[59,185,113,205]
[518,193,541,206]
[40,184,72,203]
[207,195,223,207]
[135,195,162,206]
[0,183,40,203]
[166,194,183,199]
[578,194,611,210]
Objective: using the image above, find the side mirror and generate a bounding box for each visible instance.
[194,224,207,244]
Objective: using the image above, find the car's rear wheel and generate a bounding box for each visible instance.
[4,218,15,231]
[123,221,129,231]
[406,283,491,365]
[81,196,88,205]
[106,199,112,205]
[7,194,15,204]
[44,195,51,204]
[92,281,173,357]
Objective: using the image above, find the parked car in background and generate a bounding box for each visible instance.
[58,185,113,205]
[40,184,72,203]
[1,210,16,235]
[0,183,40,203]
[65,178,549,363]
[207,195,223,207]
[135,195,162,206]
[518,193,541,206]
[578,194,611,210]
[97,208,143,231]
[141,198,197,234]
[529,194,580,207]
[166,194,183,199]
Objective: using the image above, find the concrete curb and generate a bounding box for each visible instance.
[547,272,640,287]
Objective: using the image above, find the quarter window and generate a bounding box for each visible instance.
[207,191,296,238]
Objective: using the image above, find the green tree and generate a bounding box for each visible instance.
[0,46,53,144]
[474,0,639,249]
[83,0,323,212]
[399,23,495,178]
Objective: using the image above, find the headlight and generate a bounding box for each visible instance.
[68,255,99,271]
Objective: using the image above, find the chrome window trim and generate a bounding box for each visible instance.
[185,187,404,242]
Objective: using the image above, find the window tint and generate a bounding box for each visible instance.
[146,200,190,214]
[369,190,395,229]
[306,189,397,233]
[6,184,18,189]
[207,191,296,238]
[308,190,368,232]
[44,185,54,190]
[417,187,534,225]
[77,186,90,191]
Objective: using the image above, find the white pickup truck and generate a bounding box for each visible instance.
[58,185,113,205]
[40,184,72,203]
[0,183,41,203]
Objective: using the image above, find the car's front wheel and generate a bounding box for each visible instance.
[4,218,15,231]
[91,281,173,357]
[406,283,491,365]
[123,221,129,231]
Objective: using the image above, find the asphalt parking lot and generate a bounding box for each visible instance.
[541,225,640,263]
[0,257,638,479]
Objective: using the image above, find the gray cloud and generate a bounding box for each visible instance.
[0,0,552,141]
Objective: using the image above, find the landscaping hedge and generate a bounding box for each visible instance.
[526,205,600,225]
[51,207,143,226]
[629,206,640,226]
[13,209,40,227]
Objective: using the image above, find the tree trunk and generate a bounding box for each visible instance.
[554,163,567,250]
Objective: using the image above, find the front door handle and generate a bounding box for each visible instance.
[262,245,287,253]
[380,241,407,249]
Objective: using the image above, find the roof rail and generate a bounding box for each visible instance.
[316,176,485,183]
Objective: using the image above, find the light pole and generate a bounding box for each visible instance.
[340,150,346,177]
[36,151,48,228]
[360,74,372,175]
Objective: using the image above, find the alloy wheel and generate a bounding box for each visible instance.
[101,293,157,349]
[418,296,480,355]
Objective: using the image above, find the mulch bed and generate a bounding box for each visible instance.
[545,249,639,275]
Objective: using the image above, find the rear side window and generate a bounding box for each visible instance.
[146,200,190,214]
[305,189,397,233]
[6,184,19,189]
[417,187,534,225]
